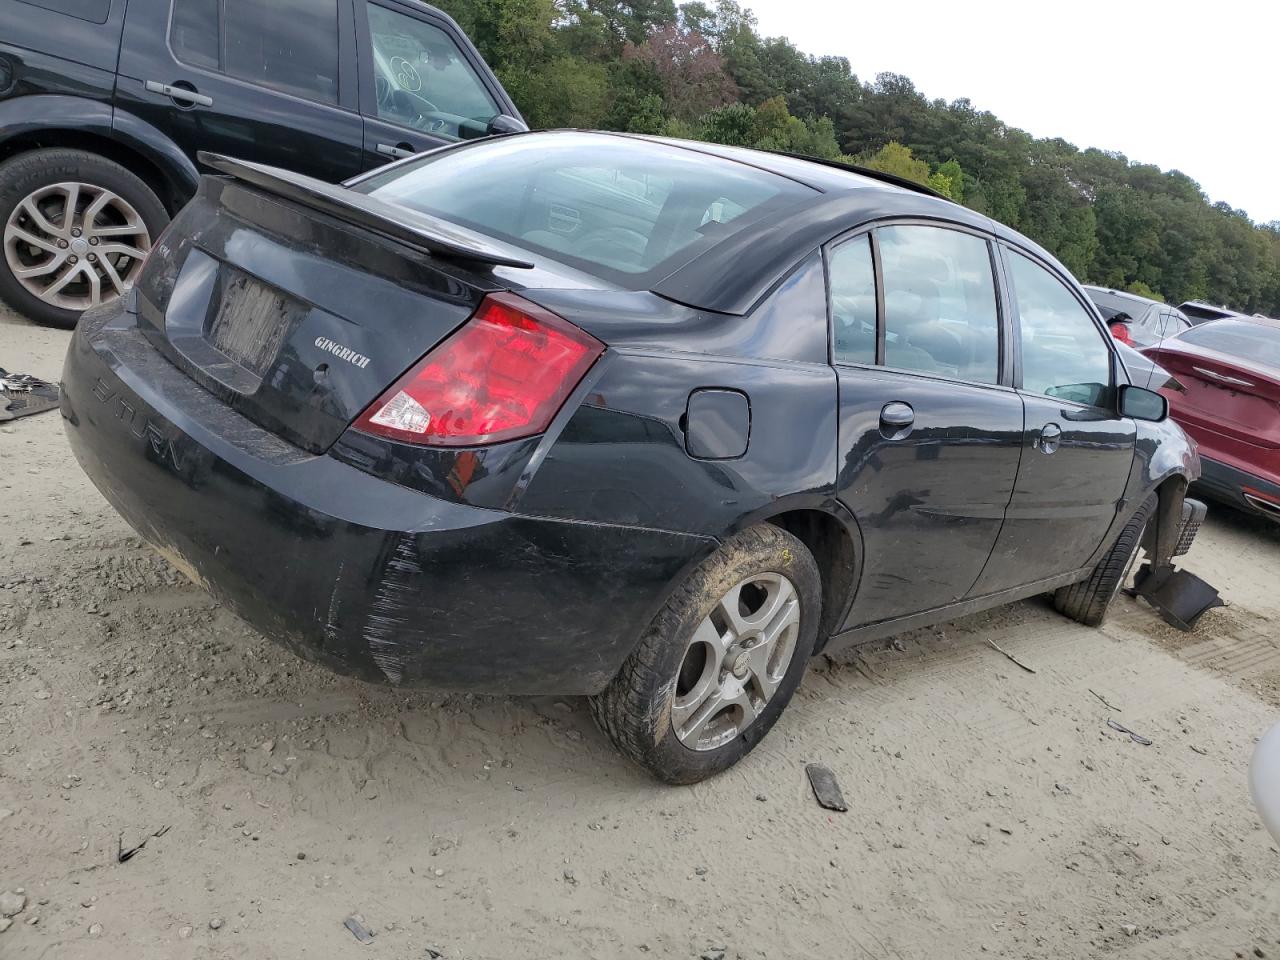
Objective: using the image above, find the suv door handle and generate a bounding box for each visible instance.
[376,143,417,159]
[1037,422,1062,454]
[144,80,213,107]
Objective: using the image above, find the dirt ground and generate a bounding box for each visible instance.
[2,300,1279,960]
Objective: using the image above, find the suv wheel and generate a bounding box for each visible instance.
[590,524,821,784]
[0,149,169,329]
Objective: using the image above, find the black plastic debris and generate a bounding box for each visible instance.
[0,369,60,422]
[118,824,170,863]
[805,763,848,812]
[344,915,375,944]
[1130,562,1224,631]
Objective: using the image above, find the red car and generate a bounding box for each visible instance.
[1144,317,1280,521]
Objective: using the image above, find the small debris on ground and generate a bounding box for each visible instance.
[1107,719,1153,746]
[805,763,848,812]
[118,824,170,863]
[1089,689,1121,711]
[986,638,1036,673]
[344,914,375,944]
[0,891,25,917]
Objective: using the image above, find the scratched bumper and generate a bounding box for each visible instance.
[60,303,715,694]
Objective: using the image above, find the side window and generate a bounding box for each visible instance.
[878,225,1000,384]
[171,0,219,69]
[1009,251,1113,407]
[170,0,340,104]
[828,235,877,365]
[366,3,499,140]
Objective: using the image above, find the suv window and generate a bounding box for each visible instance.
[170,0,340,104]
[17,0,109,23]
[367,3,499,139]
[828,235,877,365]
[878,225,999,384]
[1010,252,1113,407]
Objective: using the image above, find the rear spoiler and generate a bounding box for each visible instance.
[197,152,534,270]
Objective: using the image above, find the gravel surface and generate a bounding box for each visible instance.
[2,301,1279,959]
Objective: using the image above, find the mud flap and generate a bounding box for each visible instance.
[1129,562,1224,631]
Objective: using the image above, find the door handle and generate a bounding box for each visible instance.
[1037,422,1062,454]
[879,401,914,438]
[376,143,417,159]
[144,80,213,107]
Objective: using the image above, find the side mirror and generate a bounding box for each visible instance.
[486,114,528,136]
[1119,384,1168,422]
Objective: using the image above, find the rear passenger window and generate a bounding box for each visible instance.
[828,235,877,364]
[878,225,1000,384]
[170,0,219,69]
[170,0,340,104]
[1009,251,1113,407]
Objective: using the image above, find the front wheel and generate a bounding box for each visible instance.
[0,149,168,329]
[1054,494,1156,627]
[590,524,822,784]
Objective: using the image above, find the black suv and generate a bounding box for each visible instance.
[0,0,524,329]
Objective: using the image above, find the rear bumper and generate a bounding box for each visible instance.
[1196,456,1280,522]
[60,304,716,693]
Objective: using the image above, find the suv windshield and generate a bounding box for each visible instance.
[1177,319,1280,367]
[355,132,817,282]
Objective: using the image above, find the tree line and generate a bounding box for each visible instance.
[438,0,1280,314]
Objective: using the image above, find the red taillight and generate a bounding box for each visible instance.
[353,292,604,447]
[1109,321,1134,346]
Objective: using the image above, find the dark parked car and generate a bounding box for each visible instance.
[1144,317,1280,521]
[1085,285,1191,348]
[61,132,1202,782]
[0,0,523,329]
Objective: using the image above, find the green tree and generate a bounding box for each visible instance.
[859,142,932,187]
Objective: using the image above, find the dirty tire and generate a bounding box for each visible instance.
[1054,494,1157,627]
[589,524,821,784]
[0,149,168,329]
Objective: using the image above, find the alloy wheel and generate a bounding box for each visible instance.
[3,181,151,310]
[671,571,802,751]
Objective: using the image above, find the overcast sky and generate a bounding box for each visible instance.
[745,0,1280,224]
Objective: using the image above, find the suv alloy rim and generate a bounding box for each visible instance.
[671,571,801,751]
[3,181,151,310]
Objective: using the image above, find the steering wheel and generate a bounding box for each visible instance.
[388,88,442,127]
[390,55,422,92]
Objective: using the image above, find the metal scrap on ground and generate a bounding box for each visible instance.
[0,368,60,421]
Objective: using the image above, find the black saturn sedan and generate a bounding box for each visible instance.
[62,131,1201,782]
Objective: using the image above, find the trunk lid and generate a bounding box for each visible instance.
[1146,341,1280,449]
[130,164,536,454]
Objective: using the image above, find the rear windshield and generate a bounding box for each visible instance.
[1087,289,1149,321]
[355,132,817,283]
[1177,319,1280,367]
[1180,303,1235,323]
